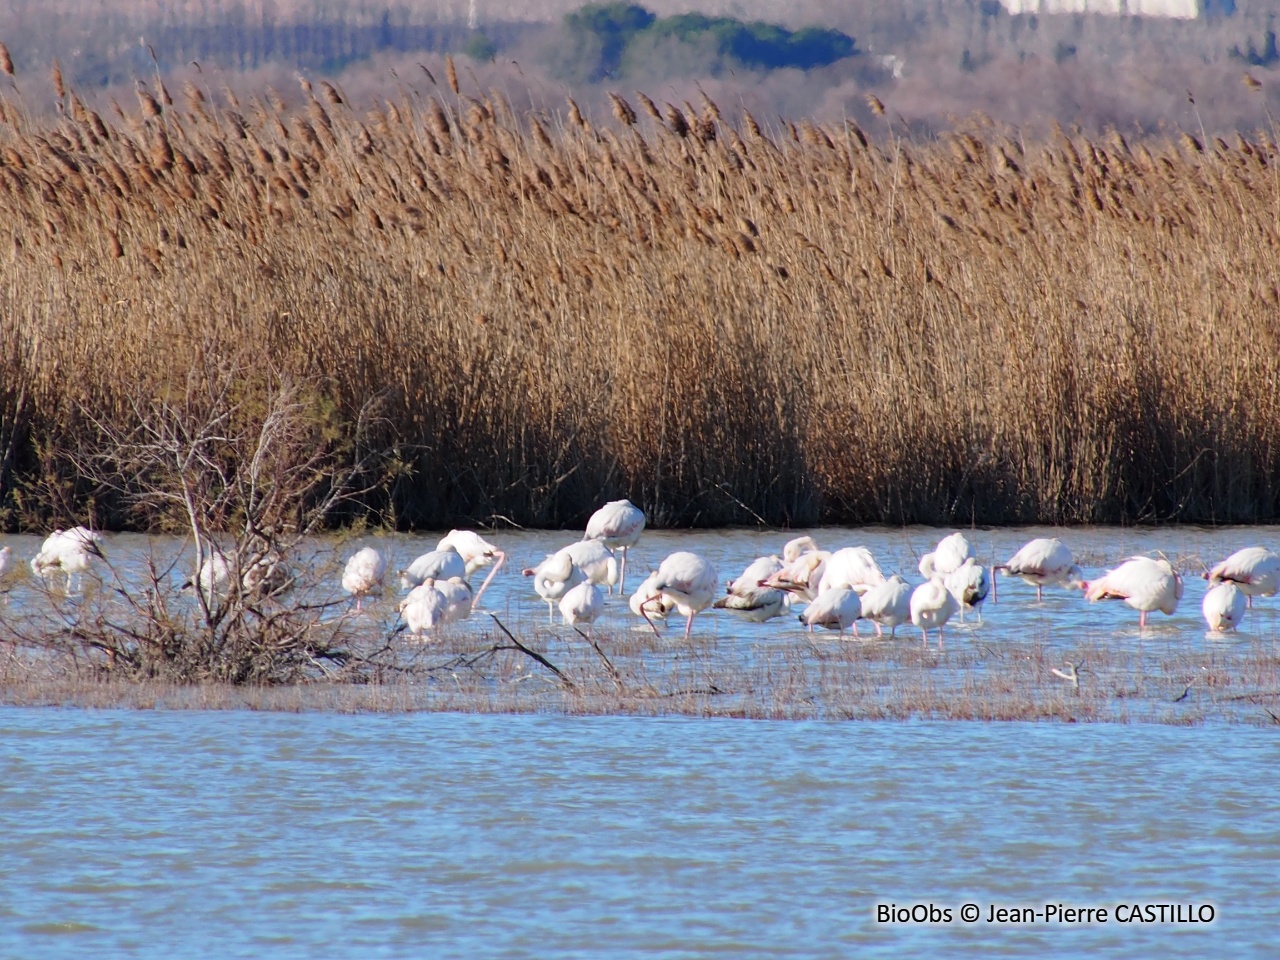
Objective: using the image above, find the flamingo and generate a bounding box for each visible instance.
[584,499,645,594]
[523,548,587,622]
[817,546,885,596]
[435,530,504,610]
[918,532,974,580]
[859,575,913,638]
[400,579,448,634]
[782,535,821,562]
[399,546,467,589]
[994,537,1083,602]
[180,549,231,604]
[31,526,105,594]
[630,570,674,622]
[434,577,474,623]
[1204,546,1280,609]
[342,546,385,611]
[1083,556,1183,627]
[563,539,620,593]
[944,557,989,623]
[761,550,828,603]
[635,551,718,640]
[798,587,863,635]
[559,580,605,631]
[714,555,787,621]
[1203,582,1246,634]
[0,545,11,597]
[910,577,960,647]
[241,550,293,599]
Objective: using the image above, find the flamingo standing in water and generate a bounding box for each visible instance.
[1204,546,1280,609]
[714,555,787,621]
[1084,556,1183,627]
[910,577,960,647]
[563,539,620,594]
[799,587,863,636]
[399,545,467,589]
[559,580,605,632]
[944,557,989,623]
[994,537,1083,602]
[859,575,913,638]
[31,527,105,594]
[918,532,974,580]
[817,547,886,596]
[523,548,587,622]
[635,551,717,639]
[1203,582,1246,634]
[342,546,386,611]
[436,530,505,610]
[584,499,645,594]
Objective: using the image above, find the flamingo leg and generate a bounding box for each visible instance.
[639,601,662,638]
[619,548,628,596]
[471,552,505,612]
[937,627,945,649]
[684,612,694,641]
[874,623,883,638]
[1248,595,1253,609]
[1139,610,1148,628]
[1037,584,1044,603]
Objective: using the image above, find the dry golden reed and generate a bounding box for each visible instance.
[1,63,1280,530]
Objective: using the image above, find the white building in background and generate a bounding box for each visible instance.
[1001,0,1199,17]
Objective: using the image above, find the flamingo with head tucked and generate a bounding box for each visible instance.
[584,499,645,594]
[1084,556,1183,628]
[1203,581,1246,634]
[342,546,385,611]
[635,551,717,640]
[994,537,1083,602]
[1204,546,1280,609]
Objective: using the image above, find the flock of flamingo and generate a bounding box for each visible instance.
[3,499,1278,644]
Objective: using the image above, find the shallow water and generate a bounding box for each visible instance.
[5,524,1277,640]
[0,709,1272,959]
[5,525,1280,721]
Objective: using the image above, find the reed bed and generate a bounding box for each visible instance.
[2,55,1280,530]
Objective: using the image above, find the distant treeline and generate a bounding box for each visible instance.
[559,3,857,82]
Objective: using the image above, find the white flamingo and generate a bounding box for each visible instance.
[434,577,474,623]
[630,570,674,621]
[342,546,385,611]
[584,499,645,594]
[1084,556,1183,627]
[994,537,1083,602]
[400,546,467,589]
[817,546,885,596]
[635,551,718,640]
[242,550,292,598]
[435,530,504,609]
[1204,546,1280,609]
[911,577,960,647]
[400,580,448,634]
[0,545,11,596]
[559,580,605,631]
[563,539,620,593]
[180,549,231,604]
[762,550,827,603]
[31,526,105,594]
[714,555,786,621]
[944,557,989,623]
[798,587,863,635]
[782,535,821,562]
[859,575,913,638]
[523,548,587,622]
[1203,582,1246,633]
[918,532,974,580]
